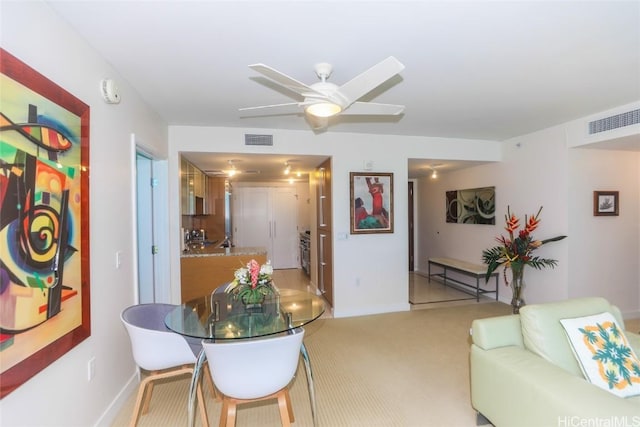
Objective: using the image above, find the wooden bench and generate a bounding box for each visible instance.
[427,257,499,302]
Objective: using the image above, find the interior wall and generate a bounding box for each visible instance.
[417,124,570,305]
[2,3,636,427]
[168,127,502,317]
[416,120,639,316]
[1,2,169,426]
[567,148,640,315]
[415,164,500,273]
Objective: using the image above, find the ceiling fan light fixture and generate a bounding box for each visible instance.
[305,102,342,118]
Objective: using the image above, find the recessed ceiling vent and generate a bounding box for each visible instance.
[245,134,273,146]
[588,109,639,134]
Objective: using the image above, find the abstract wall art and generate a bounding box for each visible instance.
[0,49,90,397]
[446,186,495,225]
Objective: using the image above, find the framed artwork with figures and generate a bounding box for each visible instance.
[350,172,393,234]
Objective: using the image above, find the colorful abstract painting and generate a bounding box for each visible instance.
[0,49,90,398]
[446,186,495,225]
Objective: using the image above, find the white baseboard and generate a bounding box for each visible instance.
[93,370,138,427]
[334,302,411,318]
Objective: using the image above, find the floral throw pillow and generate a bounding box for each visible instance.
[560,312,640,398]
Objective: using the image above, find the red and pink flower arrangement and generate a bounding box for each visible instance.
[225,259,275,304]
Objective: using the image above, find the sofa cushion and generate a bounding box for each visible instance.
[520,297,622,376]
[560,312,640,398]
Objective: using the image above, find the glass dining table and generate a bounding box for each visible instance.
[165,287,325,427]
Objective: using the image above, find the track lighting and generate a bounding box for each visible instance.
[284,162,291,175]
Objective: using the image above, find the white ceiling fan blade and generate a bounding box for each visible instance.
[238,102,302,115]
[249,64,324,97]
[341,102,405,116]
[337,56,405,105]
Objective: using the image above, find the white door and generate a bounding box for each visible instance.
[136,152,155,303]
[233,187,299,269]
[271,188,298,269]
[234,187,270,248]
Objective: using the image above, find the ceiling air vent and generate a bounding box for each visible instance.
[245,134,273,146]
[204,169,226,176]
[588,109,640,134]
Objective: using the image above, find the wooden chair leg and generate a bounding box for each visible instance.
[221,399,237,427]
[196,381,209,427]
[203,363,219,400]
[130,375,154,427]
[283,389,294,423]
[214,388,294,427]
[277,390,293,427]
[140,375,156,414]
[219,399,227,427]
[131,366,194,426]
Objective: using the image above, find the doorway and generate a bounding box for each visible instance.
[134,139,169,304]
[136,152,156,303]
[408,181,414,271]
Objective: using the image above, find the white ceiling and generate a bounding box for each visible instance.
[46,0,640,180]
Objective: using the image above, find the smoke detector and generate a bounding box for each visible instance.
[100,79,121,104]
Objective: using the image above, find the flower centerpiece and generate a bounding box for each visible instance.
[225,259,275,305]
[482,206,566,314]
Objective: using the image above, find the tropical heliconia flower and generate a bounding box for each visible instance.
[482,206,567,284]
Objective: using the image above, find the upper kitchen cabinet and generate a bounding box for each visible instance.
[180,156,208,215]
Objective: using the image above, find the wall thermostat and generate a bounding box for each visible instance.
[100,79,121,104]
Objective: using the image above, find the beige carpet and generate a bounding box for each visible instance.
[111,302,514,427]
[111,302,640,427]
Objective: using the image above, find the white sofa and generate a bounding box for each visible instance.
[470,297,640,426]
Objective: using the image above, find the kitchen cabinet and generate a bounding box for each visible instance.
[181,157,208,215]
[180,249,267,302]
[181,157,192,214]
[316,159,333,306]
[205,176,226,238]
[232,186,298,269]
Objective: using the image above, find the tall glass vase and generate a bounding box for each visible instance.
[510,263,526,314]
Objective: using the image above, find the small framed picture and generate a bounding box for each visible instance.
[593,191,619,216]
[350,172,394,234]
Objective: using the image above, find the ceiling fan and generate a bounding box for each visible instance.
[239,56,405,130]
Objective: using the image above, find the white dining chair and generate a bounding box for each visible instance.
[202,328,305,427]
[121,303,210,427]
